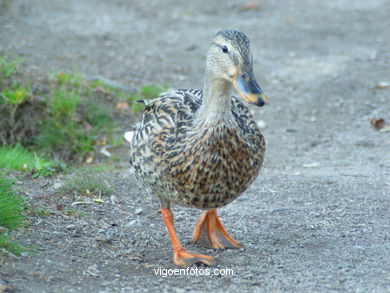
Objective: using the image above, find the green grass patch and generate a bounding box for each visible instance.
[0,144,65,177]
[1,56,118,162]
[127,84,169,112]
[0,173,26,255]
[0,54,22,79]
[34,73,117,161]
[27,206,51,217]
[63,208,86,219]
[66,164,116,174]
[1,53,171,164]
[0,234,25,255]
[61,171,113,197]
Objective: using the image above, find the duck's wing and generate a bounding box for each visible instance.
[129,88,202,184]
[131,89,202,146]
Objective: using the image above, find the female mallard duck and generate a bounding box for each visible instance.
[129,30,267,268]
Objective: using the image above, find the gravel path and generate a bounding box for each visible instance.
[0,0,389,292]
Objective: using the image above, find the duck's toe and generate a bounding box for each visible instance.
[192,209,242,249]
[173,249,216,268]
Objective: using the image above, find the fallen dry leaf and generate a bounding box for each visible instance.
[379,126,390,132]
[83,121,93,132]
[93,136,108,146]
[93,198,105,204]
[55,204,63,211]
[0,284,11,293]
[240,2,261,11]
[85,155,94,164]
[375,81,390,89]
[370,118,386,130]
[86,189,93,197]
[95,87,110,95]
[116,101,129,110]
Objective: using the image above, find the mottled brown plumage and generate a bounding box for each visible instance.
[129,30,267,267]
[130,90,264,209]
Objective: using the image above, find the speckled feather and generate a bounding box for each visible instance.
[129,88,265,209]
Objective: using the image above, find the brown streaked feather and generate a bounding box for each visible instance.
[129,88,265,209]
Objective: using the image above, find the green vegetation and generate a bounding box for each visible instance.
[34,72,117,161]
[27,206,51,217]
[0,173,26,255]
[0,56,118,163]
[0,0,12,8]
[61,171,113,197]
[128,84,168,112]
[62,208,86,219]
[0,52,170,254]
[0,54,23,79]
[1,54,169,165]
[66,164,116,174]
[0,144,64,177]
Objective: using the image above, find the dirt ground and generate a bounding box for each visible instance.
[1,0,390,292]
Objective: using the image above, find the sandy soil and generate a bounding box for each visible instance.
[0,0,389,292]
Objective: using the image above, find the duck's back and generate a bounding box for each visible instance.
[129,89,265,209]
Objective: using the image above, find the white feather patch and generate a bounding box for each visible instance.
[124,131,135,143]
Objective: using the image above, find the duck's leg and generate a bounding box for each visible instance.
[161,208,216,268]
[192,209,242,249]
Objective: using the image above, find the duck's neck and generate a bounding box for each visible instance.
[197,72,233,122]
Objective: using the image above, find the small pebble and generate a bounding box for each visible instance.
[52,181,64,189]
[302,162,320,168]
[110,195,118,204]
[66,224,76,231]
[134,208,143,215]
[256,120,267,129]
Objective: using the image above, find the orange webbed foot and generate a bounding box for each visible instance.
[192,209,242,249]
[173,248,216,268]
[161,208,217,268]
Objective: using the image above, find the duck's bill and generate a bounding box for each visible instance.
[233,72,268,107]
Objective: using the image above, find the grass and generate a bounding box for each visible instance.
[0,173,26,255]
[61,171,113,197]
[27,206,51,217]
[127,84,169,112]
[0,234,25,255]
[0,54,23,79]
[66,164,116,174]
[1,53,169,164]
[0,144,65,177]
[34,72,117,161]
[63,208,86,219]
[1,0,12,8]
[0,52,171,256]
[27,206,85,219]
[0,56,118,162]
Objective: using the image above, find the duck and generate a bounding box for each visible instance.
[129,30,267,268]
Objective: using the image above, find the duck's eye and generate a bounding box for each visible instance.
[221,45,229,53]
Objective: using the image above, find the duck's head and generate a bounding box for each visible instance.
[206,30,267,107]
